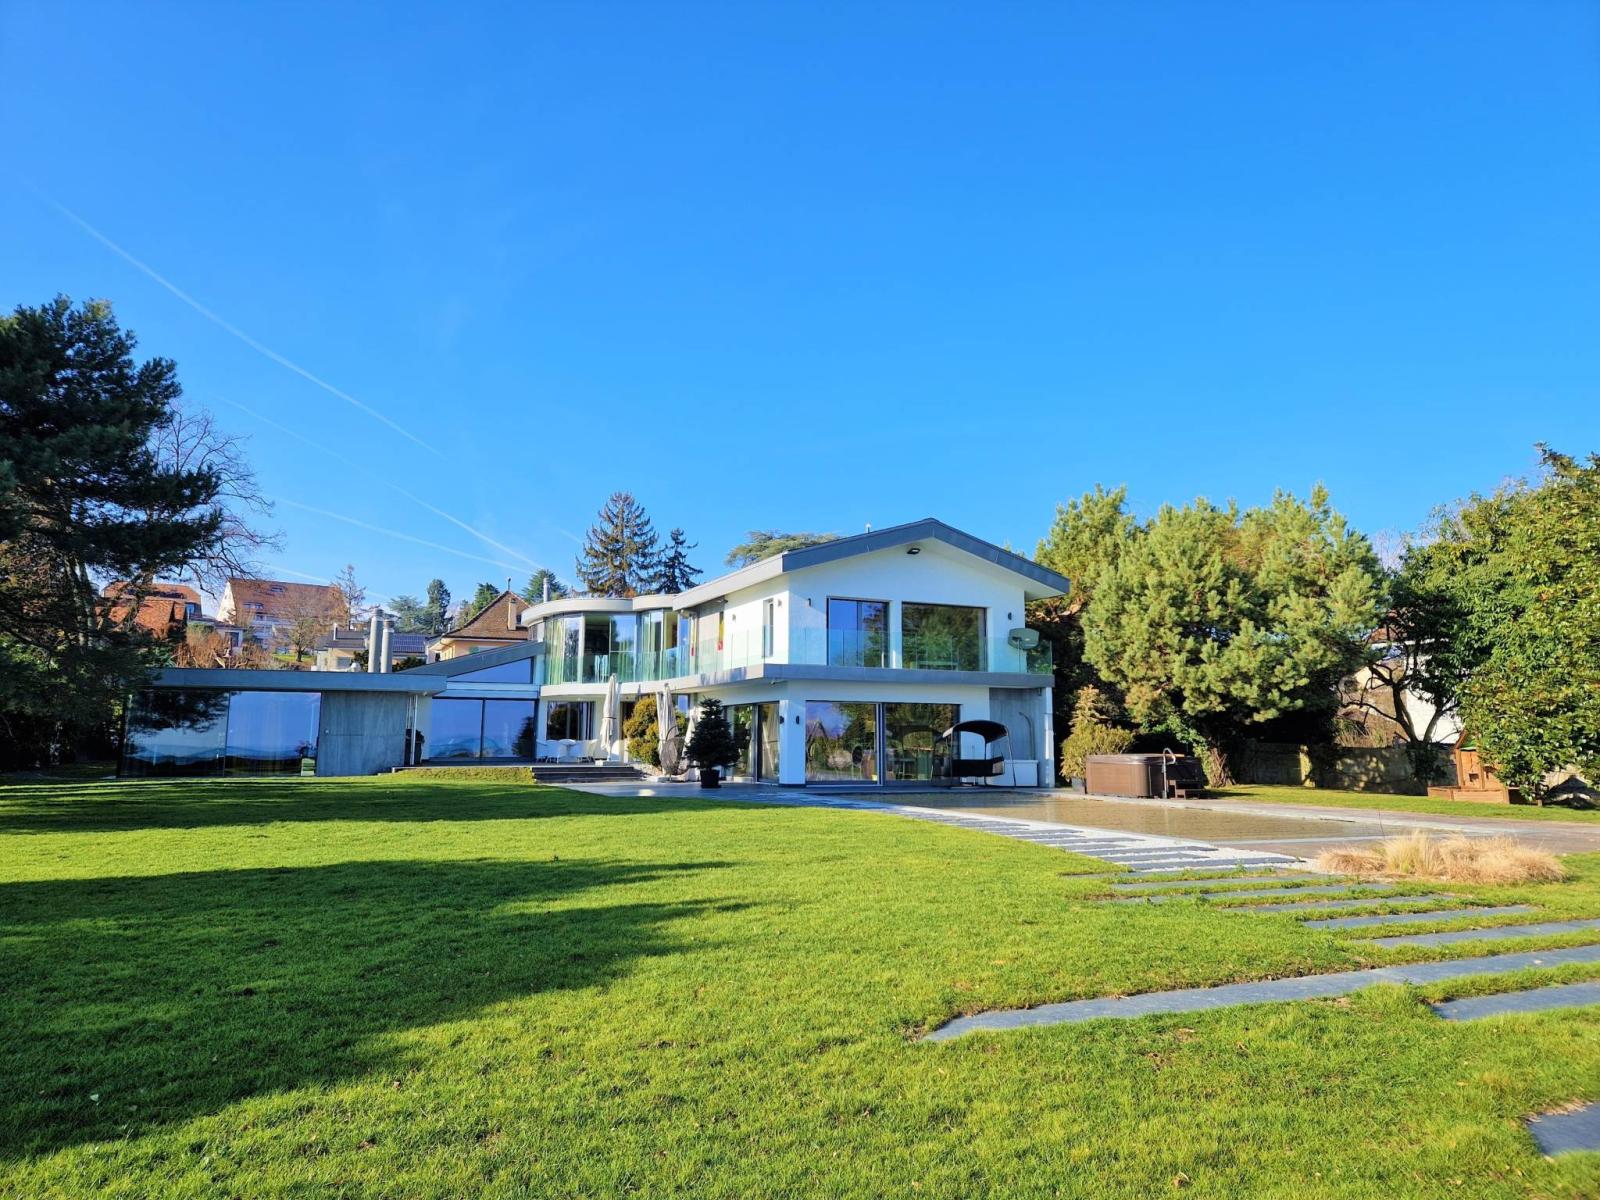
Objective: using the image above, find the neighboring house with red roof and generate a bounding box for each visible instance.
[426,589,529,661]
[217,578,346,651]
[102,582,203,641]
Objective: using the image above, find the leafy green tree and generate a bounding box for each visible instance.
[524,567,569,603]
[387,595,430,634]
[0,296,239,765]
[1409,448,1600,797]
[1031,484,1140,744]
[576,492,659,597]
[653,527,702,593]
[1084,486,1382,784]
[724,530,837,567]
[685,697,740,775]
[467,582,500,620]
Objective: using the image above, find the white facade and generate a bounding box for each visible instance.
[510,519,1068,787]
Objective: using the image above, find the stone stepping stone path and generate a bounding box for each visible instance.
[1304,904,1537,930]
[923,944,1600,1039]
[1241,894,1458,914]
[1110,874,1316,892]
[1365,917,1600,949]
[1111,884,1406,906]
[1431,980,1600,1021]
[1526,1102,1600,1157]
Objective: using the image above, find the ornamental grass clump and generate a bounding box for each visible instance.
[1313,831,1566,885]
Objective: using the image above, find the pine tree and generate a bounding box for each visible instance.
[575,492,660,597]
[524,567,570,603]
[0,296,237,765]
[685,697,739,774]
[424,579,451,635]
[654,527,702,593]
[467,581,500,620]
[333,564,366,624]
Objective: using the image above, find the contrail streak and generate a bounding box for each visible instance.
[32,186,439,457]
[216,394,545,571]
[276,498,527,573]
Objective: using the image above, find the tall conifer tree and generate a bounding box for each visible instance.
[575,492,660,597]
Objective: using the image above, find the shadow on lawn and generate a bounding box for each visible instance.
[0,778,750,834]
[0,855,736,1159]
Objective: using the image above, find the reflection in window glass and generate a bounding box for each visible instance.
[225,691,320,775]
[902,604,985,671]
[805,701,878,782]
[482,700,538,758]
[884,702,959,782]
[544,701,593,742]
[757,701,780,780]
[728,705,754,778]
[429,697,483,759]
[826,599,888,667]
[452,659,532,684]
[121,689,230,776]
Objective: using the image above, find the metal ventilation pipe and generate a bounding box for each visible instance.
[367,611,382,673]
[378,618,393,674]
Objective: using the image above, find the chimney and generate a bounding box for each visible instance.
[507,596,517,631]
[378,617,393,673]
[542,576,550,604]
[366,612,381,673]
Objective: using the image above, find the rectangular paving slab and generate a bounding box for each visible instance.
[1305,904,1537,930]
[1111,874,1314,892]
[1431,980,1600,1021]
[1112,884,1399,905]
[1526,1102,1600,1157]
[1237,894,1455,914]
[922,944,1600,1039]
[1367,918,1600,948]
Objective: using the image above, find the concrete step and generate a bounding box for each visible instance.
[1527,1102,1600,1157]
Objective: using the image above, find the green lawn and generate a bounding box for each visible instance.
[1213,784,1600,823]
[2,777,1599,1198]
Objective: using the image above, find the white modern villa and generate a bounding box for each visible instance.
[121,519,1069,787]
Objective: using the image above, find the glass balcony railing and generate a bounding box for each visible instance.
[537,629,1052,686]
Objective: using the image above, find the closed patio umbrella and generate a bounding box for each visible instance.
[599,673,621,761]
[657,686,684,776]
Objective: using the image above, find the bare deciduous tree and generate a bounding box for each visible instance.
[143,405,281,594]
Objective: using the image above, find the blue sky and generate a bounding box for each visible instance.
[5,2,1597,608]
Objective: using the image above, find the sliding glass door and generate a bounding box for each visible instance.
[804,701,879,783]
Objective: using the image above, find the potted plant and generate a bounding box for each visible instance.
[684,697,739,789]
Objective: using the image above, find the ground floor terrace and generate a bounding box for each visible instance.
[3,773,1598,1198]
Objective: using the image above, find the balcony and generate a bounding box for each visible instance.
[538,629,1052,686]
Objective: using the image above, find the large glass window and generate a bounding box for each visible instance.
[728,704,755,778]
[121,689,230,776]
[225,691,320,775]
[546,616,580,684]
[545,700,593,742]
[902,603,985,671]
[884,702,959,783]
[827,598,888,668]
[757,701,780,780]
[805,701,878,783]
[429,698,485,759]
[482,699,538,758]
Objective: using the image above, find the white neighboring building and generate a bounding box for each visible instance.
[512,518,1066,786]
